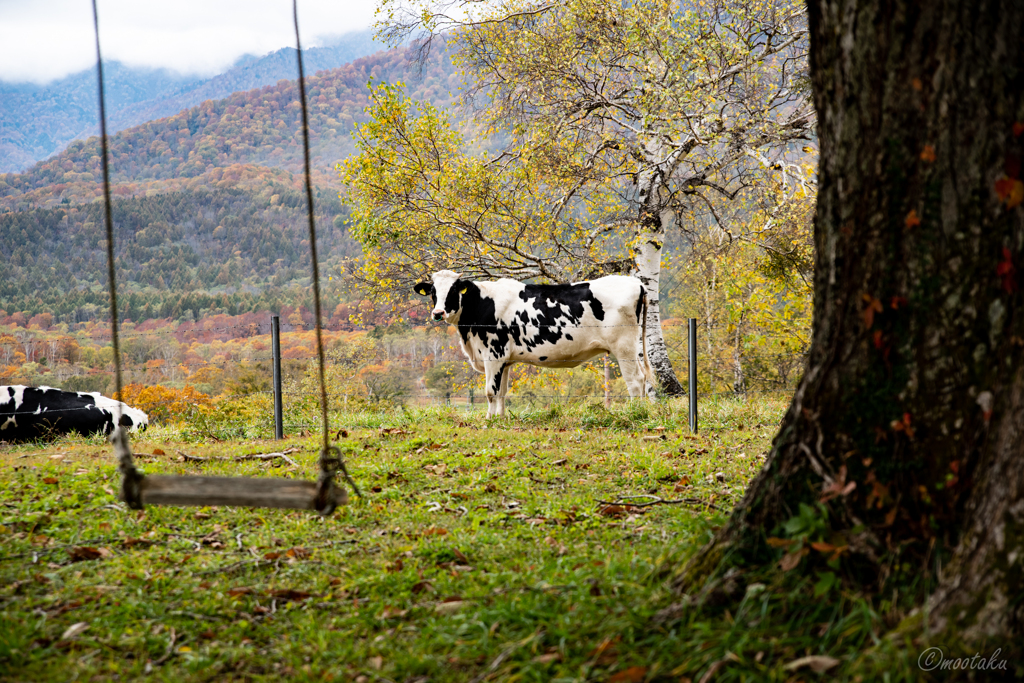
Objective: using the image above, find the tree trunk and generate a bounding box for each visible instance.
[675,0,1024,651]
[635,170,686,397]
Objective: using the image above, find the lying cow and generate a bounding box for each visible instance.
[0,385,148,442]
[414,270,655,417]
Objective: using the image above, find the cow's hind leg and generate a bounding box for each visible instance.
[484,361,511,418]
[613,345,649,399]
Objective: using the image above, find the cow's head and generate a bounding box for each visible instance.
[414,270,466,322]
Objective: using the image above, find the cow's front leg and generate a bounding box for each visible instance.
[483,361,510,418]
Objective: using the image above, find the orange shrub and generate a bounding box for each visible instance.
[115,383,213,425]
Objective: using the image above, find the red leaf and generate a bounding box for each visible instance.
[995,177,1024,209]
[904,209,921,228]
[1014,122,1024,137]
[766,537,794,548]
[997,247,1018,293]
[920,145,937,162]
[43,477,58,485]
[810,541,835,553]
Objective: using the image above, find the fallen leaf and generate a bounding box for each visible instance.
[589,636,619,659]
[153,448,165,455]
[434,600,465,614]
[533,652,562,664]
[286,547,310,559]
[368,655,383,670]
[599,505,626,518]
[766,537,794,549]
[60,623,89,640]
[920,145,936,162]
[674,477,691,490]
[270,589,313,601]
[42,477,58,485]
[227,587,255,597]
[778,547,808,571]
[379,606,408,620]
[784,655,840,673]
[904,209,921,228]
[422,527,448,536]
[411,581,435,594]
[452,547,469,564]
[608,666,647,683]
[69,547,102,562]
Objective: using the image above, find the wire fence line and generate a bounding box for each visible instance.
[0,314,805,349]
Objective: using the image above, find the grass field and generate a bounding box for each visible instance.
[0,397,926,682]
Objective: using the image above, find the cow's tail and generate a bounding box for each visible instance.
[639,286,656,397]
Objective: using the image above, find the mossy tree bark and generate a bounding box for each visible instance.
[675,0,1024,648]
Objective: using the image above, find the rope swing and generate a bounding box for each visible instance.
[93,0,359,515]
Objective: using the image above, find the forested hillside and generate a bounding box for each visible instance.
[0,45,458,211]
[0,30,385,173]
[0,185,360,322]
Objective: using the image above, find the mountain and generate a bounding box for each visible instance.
[0,29,385,173]
[0,43,458,212]
[0,42,462,323]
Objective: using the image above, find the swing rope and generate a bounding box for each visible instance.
[93,0,358,513]
[291,0,360,500]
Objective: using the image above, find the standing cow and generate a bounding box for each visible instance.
[0,385,149,441]
[414,270,655,417]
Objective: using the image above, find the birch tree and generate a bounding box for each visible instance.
[361,0,813,394]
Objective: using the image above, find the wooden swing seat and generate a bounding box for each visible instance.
[113,431,349,515]
[128,474,347,510]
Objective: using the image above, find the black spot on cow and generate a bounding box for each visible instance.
[491,363,508,393]
[635,286,646,323]
[539,356,548,361]
[0,386,148,442]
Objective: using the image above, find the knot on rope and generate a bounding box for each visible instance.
[314,445,361,515]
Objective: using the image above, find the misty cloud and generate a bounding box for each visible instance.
[0,0,377,83]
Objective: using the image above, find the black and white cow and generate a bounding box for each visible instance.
[414,270,655,417]
[0,385,148,442]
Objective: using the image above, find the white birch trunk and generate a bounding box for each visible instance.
[635,162,686,397]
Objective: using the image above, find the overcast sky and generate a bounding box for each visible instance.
[0,0,379,84]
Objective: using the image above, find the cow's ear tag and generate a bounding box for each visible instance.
[460,287,467,295]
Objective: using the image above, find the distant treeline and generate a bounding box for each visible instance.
[0,187,362,321]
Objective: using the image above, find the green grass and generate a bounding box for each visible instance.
[0,397,930,681]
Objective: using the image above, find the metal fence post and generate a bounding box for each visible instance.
[272,315,283,439]
[688,318,698,433]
